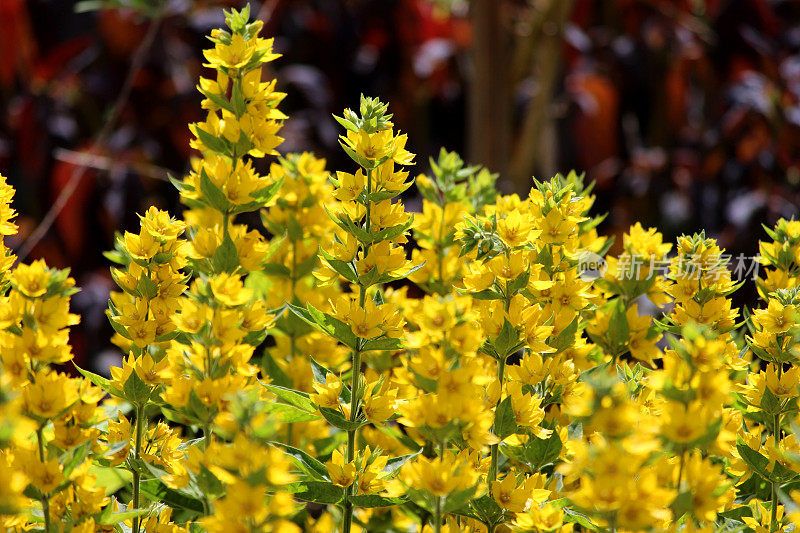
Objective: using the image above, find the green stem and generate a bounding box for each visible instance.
[222,211,230,242]
[434,497,443,533]
[488,357,507,484]
[286,239,298,447]
[771,479,778,532]
[132,403,147,533]
[343,337,362,533]
[203,422,211,450]
[436,195,447,291]
[433,440,447,533]
[344,167,374,533]
[676,449,685,488]
[36,427,52,533]
[771,411,781,532]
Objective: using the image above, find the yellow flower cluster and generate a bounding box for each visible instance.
[0,175,111,532]
[7,6,800,533]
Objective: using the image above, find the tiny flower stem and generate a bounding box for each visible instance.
[132,403,147,533]
[36,426,52,533]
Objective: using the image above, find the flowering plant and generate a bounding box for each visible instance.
[3,6,800,533]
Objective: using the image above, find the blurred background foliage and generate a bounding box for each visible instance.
[1,0,800,367]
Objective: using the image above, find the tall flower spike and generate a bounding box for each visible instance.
[288,95,418,533]
[181,4,285,276]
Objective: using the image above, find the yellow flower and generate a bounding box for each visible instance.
[17,450,63,494]
[400,452,478,497]
[660,401,710,444]
[12,259,50,297]
[309,374,343,410]
[497,210,538,247]
[765,364,800,398]
[209,273,252,307]
[23,371,79,420]
[326,449,357,487]
[124,230,159,261]
[334,170,366,202]
[492,474,528,512]
[362,380,397,424]
[203,32,255,70]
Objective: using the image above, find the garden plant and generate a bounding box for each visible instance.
[4,6,800,533]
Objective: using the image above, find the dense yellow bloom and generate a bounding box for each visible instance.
[400,452,479,497]
[3,8,800,533]
[492,474,529,512]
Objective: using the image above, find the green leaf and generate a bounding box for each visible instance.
[772,459,799,484]
[136,273,159,299]
[363,218,414,245]
[444,486,482,515]
[261,383,317,413]
[263,403,321,423]
[493,319,522,359]
[737,442,772,482]
[98,507,151,525]
[470,493,504,526]
[319,407,364,431]
[294,253,320,279]
[669,489,693,519]
[761,386,781,415]
[74,363,122,397]
[550,498,599,531]
[262,262,291,277]
[383,451,420,476]
[262,350,293,389]
[88,466,132,496]
[199,90,234,114]
[362,336,404,352]
[194,126,230,156]
[548,315,579,353]
[523,430,562,470]
[350,494,405,507]
[464,289,504,301]
[736,471,772,501]
[107,314,132,341]
[290,480,345,505]
[212,232,239,273]
[718,505,754,522]
[319,249,358,283]
[286,215,304,241]
[139,479,205,514]
[377,425,422,453]
[493,396,518,440]
[249,177,285,207]
[199,168,231,213]
[287,303,358,350]
[608,300,630,348]
[123,372,153,406]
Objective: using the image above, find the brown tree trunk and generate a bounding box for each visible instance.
[468,0,511,186]
[508,0,573,193]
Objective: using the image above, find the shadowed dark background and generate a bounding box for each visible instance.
[1,0,799,369]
